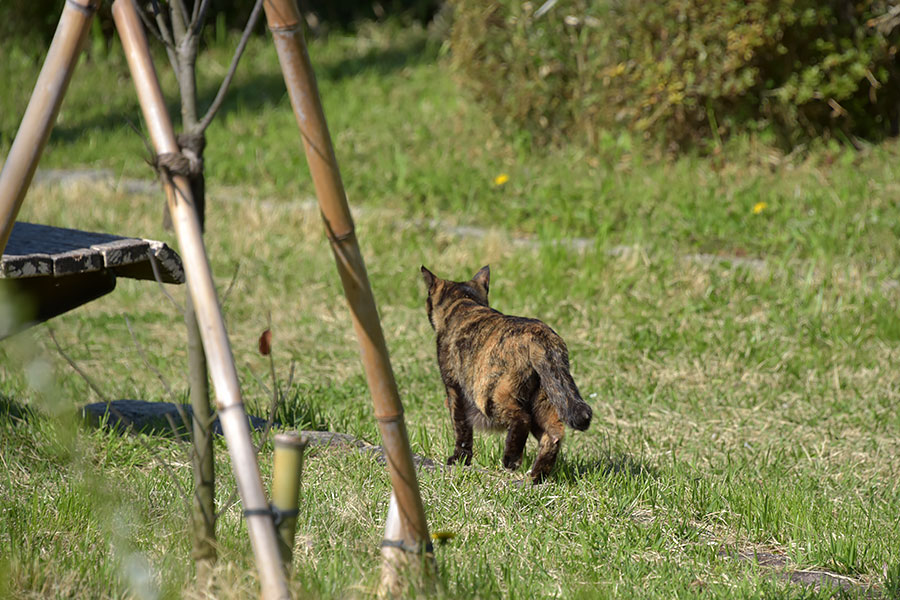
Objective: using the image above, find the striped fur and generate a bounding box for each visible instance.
[421,265,592,483]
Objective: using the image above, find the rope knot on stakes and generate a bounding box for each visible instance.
[380,538,434,554]
[176,131,206,173]
[65,0,100,16]
[156,131,207,230]
[243,505,300,527]
[155,132,205,179]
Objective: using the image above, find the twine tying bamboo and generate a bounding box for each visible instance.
[157,131,206,230]
[380,538,434,554]
[64,0,98,15]
[243,505,300,526]
[156,137,203,178]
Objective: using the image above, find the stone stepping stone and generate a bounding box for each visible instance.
[82,399,271,439]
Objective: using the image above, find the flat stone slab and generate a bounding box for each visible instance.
[79,403,444,477]
[80,401,440,470]
[82,399,271,438]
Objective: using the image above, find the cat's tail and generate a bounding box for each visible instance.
[531,343,592,431]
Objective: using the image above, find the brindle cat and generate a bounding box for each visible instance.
[421,265,592,482]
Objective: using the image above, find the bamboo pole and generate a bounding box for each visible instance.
[262,0,432,578]
[271,432,308,568]
[111,2,289,598]
[379,492,410,596]
[0,0,99,255]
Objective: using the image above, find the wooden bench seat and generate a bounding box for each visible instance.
[1,222,184,338]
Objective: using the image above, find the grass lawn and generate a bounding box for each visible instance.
[2,21,899,599]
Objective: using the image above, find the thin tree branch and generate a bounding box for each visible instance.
[192,421,217,467]
[247,364,273,405]
[220,261,242,308]
[124,118,156,166]
[216,355,294,518]
[170,0,191,34]
[155,9,179,71]
[196,0,265,133]
[46,325,110,404]
[124,315,176,400]
[147,251,186,316]
[166,0,202,127]
[283,361,296,398]
[191,0,213,35]
[154,4,175,45]
[124,315,194,443]
[869,5,900,34]
[47,325,192,506]
[259,357,293,452]
[133,0,173,49]
[217,489,240,518]
[163,412,189,442]
[246,366,277,452]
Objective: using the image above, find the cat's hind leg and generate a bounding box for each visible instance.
[528,395,565,483]
[489,378,531,471]
[446,384,473,466]
[502,415,530,471]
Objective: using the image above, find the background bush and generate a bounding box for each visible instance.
[0,0,65,43]
[450,0,900,150]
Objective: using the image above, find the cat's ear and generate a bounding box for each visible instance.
[473,265,490,294]
[421,265,436,289]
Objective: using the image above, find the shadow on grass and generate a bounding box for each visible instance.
[315,34,437,81]
[555,450,658,482]
[0,394,33,424]
[48,101,179,148]
[45,34,438,149]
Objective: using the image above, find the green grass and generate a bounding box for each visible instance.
[2,21,899,599]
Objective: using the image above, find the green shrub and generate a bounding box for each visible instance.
[450,0,900,150]
[0,0,65,43]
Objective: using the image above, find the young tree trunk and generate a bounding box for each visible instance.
[137,0,265,585]
[186,297,216,583]
[168,0,216,584]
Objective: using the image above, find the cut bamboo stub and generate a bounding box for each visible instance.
[0,0,99,255]
[111,1,289,598]
[379,492,435,598]
[263,0,432,572]
[271,432,308,568]
[380,492,405,597]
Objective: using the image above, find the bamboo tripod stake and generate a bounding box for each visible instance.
[0,1,290,596]
[262,0,433,589]
[0,0,432,594]
[111,1,289,598]
[0,0,98,254]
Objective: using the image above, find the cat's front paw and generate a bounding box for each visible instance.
[502,454,523,471]
[526,468,549,485]
[446,449,472,466]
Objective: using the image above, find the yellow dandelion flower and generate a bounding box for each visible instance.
[431,531,456,545]
[752,201,767,215]
[494,173,510,186]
